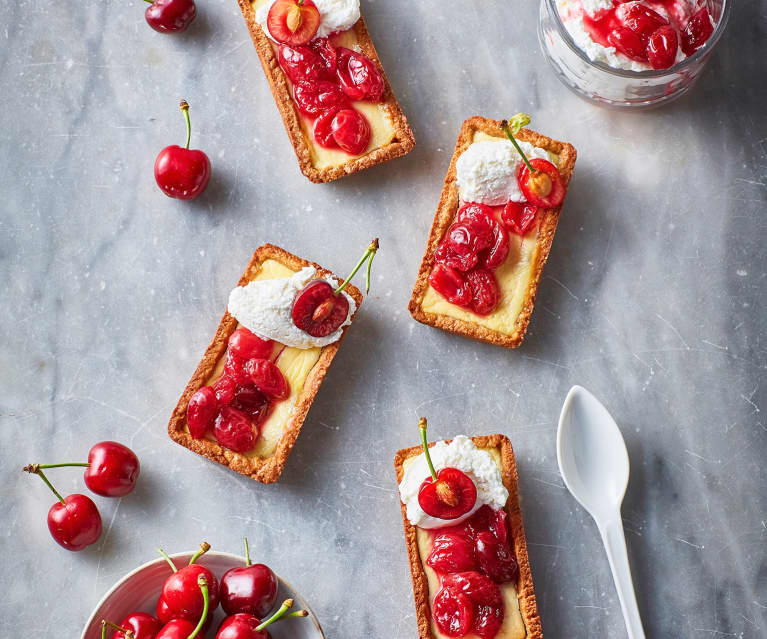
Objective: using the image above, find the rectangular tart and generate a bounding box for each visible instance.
[168,244,362,483]
[394,434,542,639]
[236,0,415,183]
[408,117,577,348]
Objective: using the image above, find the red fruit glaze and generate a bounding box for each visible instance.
[681,6,714,55]
[231,386,270,424]
[335,47,385,101]
[187,386,219,439]
[607,26,648,61]
[466,269,500,316]
[647,25,678,69]
[433,586,473,637]
[214,407,257,453]
[475,531,519,584]
[216,614,267,639]
[517,158,565,208]
[155,619,200,639]
[228,328,273,362]
[145,0,196,33]
[221,564,278,617]
[441,572,503,639]
[47,494,102,551]
[114,612,162,639]
[84,441,140,497]
[429,264,472,307]
[427,532,479,574]
[330,108,371,155]
[162,564,220,619]
[154,145,211,200]
[501,201,537,235]
[293,80,350,117]
[267,0,321,46]
[278,44,331,84]
[418,467,478,520]
[244,359,289,400]
[291,279,351,337]
[621,3,668,37]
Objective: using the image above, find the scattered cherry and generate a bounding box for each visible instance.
[416,418,478,521]
[214,407,257,454]
[335,48,385,101]
[292,239,378,337]
[145,0,197,33]
[221,538,279,617]
[647,25,678,70]
[109,613,162,639]
[155,100,211,201]
[160,544,220,620]
[187,386,219,439]
[267,0,320,46]
[84,441,140,497]
[681,6,714,56]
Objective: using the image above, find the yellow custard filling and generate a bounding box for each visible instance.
[403,449,527,639]
[421,131,560,336]
[188,259,322,459]
[251,0,396,169]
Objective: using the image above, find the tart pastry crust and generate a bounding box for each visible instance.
[394,434,543,639]
[167,244,362,483]
[408,117,577,348]
[236,1,415,183]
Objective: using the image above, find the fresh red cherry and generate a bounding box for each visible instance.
[427,531,479,574]
[278,44,332,84]
[680,6,714,55]
[607,26,648,61]
[214,406,257,453]
[465,269,500,316]
[433,586,473,637]
[517,158,565,208]
[429,264,472,307]
[155,619,199,639]
[228,328,273,362]
[329,108,370,154]
[335,48,385,101]
[221,538,278,617]
[620,2,667,38]
[84,441,140,497]
[292,239,378,337]
[293,81,350,118]
[501,201,537,235]
[111,612,162,639]
[244,359,289,400]
[157,596,176,624]
[160,544,220,620]
[267,0,320,46]
[155,100,211,201]
[145,0,196,33]
[416,418,478,521]
[646,25,678,69]
[187,386,219,439]
[216,600,307,639]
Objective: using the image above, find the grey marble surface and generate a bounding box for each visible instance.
[2,0,766,637]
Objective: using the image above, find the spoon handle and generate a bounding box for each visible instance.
[598,516,646,639]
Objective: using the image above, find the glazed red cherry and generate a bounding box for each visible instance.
[267,0,320,46]
[434,223,482,272]
[416,419,478,520]
[475,531,519,584]
[278,44,331,84]
[47,493,102,551]
[681,6,714,55]
[292,239,378,337]
[501,201,537,235]
[335,48,385,101]
[155,100,211,201]
[214,406,257,453]
[145,0,196,33]
[646,25,678,69]
[620,2,667,38]
[223,351,252,387]
[427,532,479,574]
[478,220,509,271]
[310,37,338,73]
[433,586,473,637]
[455,203,495,247]
[293,81,350,117]
[429,264,471,307]
[221,539,278,617]
[441,572,503,639]
[213,376,236,407]
[228,328,273,361]
[231,386,270,424]
[313,109,340,148]
[329,108,370,155]
[517,158,565,208]
[465,269,500,316]
[161,545,220,620]
[187,386,219,439]
[112,612,162,639]
[82,441,140,497]
[607,26,648,61]
[244,359,289,400]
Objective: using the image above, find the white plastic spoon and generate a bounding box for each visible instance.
[557,385,646,639]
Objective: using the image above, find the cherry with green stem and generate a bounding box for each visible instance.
[102,620,134,639]
[145,0,197,34]
[291,238,379,337]
[155,99,211,201]
[221,537,278,617]
[156,574,210,639]
[160,542,220,620]
[217,599,310,639]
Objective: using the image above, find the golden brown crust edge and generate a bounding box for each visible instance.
[393,435,543,639]
[236,0,415,183]
[408,116,577,348]
[167,244,363,484]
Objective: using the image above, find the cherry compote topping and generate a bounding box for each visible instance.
[435,572,503,639]
[429,264,472,307]
[465,269,500,316]
[245,359,289,400]
[647,25,678,69]
[228,328,273,361]
[427,531,479,573]
[335,47,385,101]
[293,81,350,117]
[501,201,538,235]
[214,407,257,454]
[680,6,714,55]
[278,44,331,85]
[188,386,219,439]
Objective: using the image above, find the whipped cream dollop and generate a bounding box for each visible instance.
[256,0,360,41]
[456,139,549,206]
[398,436,508,530]
[227,266,355,349]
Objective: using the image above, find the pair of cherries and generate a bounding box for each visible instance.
[24,441,140,551]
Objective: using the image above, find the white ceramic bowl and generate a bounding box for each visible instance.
[81,551,325,639]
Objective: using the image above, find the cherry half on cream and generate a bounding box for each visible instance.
[416,418,478,521]
[267,0,321,46]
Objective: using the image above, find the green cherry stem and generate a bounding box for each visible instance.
[143,0,153,3]
[180,99,192,151]
[157,548,179,573]
[102,620,134,639]
[256,599,295,632]
[333,238,379,296]
[23,465,65,505]
[284,610,310,619]
[501,113,534,174]
[187,574,209,639]
[189,541,210,565]
[418,417,438,482]
[243,537,252,567]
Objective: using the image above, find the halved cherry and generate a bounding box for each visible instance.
[267,0,320,46]
[310,37,338,73]
[335,47,385,102]
[187,386,218,439]
[213,375,236,407]
[433,221,488,272]
[646,25,678,70]
[465,269,500,316]
[292,239,378,337]
[330,108,371,155]
[455,203,495,248]
[244,359,289,400]
[427,531,479,574]
[681,6,714,55]
[621,2,668,38]
[429,263,472,307]
[228,327,273,361]
[214,406,257,453]
[607,26,648,61]
[517,158,565,208]
[417,418,478,520]
[478,219,509,270]
[475,531,519,584]
[293,80,350,117]
[501,201,538,235]
[223,350,251,387]
[232,385,270,424]
[313,108,339,148]
[277,44,331,84]
[433,586,473,637]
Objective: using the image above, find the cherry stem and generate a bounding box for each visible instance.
[180,99,192,151]
[24,465,65,505]
[501,117,534,174]
[35,462,90,469]
[256,599,294,632]
[102,620,134,639]
[418,417,438,482]
[284,610,309,618]
[187,574,209,639]
[334,238,379,296]
[243,537,252,567]
[189,541,210,565]
[157,548,178,573]
[143,0,152,3]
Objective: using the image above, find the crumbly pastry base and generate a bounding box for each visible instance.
[167,244,363,484]
[408,117,577,348]
[394,435,543,639]
[236,1,415,183]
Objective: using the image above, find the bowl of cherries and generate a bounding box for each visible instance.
[81,541,323,639]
